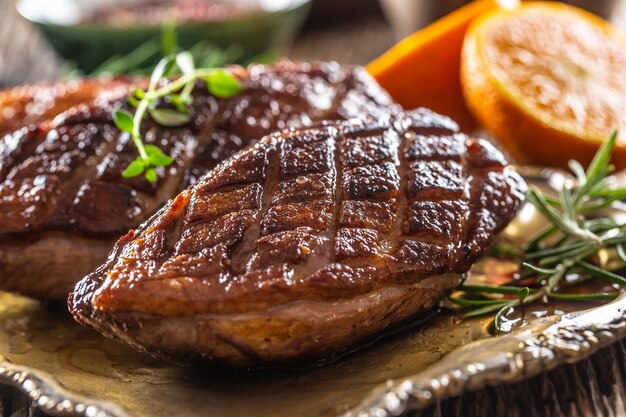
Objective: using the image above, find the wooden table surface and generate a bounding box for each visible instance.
[1,1,626,416]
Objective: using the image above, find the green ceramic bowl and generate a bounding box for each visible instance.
[17,0,311,73]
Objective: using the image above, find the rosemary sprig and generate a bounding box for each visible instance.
[450,131,626,332]
[112,51,243,182]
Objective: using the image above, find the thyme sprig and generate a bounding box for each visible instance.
[112,51,243,182]
[450,132,626,332]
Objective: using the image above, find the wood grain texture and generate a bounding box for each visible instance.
[410,339,626,417]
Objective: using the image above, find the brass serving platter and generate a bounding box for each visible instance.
[1,168,626,417]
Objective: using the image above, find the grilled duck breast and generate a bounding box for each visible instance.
[0,78,134,137]
[0,62,397,300]
[70,109,526,366]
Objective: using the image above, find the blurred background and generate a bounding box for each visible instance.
[0,0,625,87]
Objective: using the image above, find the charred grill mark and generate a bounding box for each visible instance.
[458,168,480,269]
[50,126,122,221]
[60,87,526,367]
[329,129,343,263]
[393,120,479,252]
[456,159,491,272]
[388,127,410,253]
[1,63,400,242]
[332,124,401,267]
[446,141,471,267]
[230,140,281,274]
[2,62,409,309]
[454,139,518,271]
[0,89,222,240]
[400,129,473,255]
[185,62,393,185]
[0,127,48,182]
[163,211,185,257]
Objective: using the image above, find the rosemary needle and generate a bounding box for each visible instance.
[450,131,626,332]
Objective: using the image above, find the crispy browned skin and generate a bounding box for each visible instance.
[0,78,134,137]
[186,61,399,183]
[70,109,526,366]
[0,62,397,300]
[0,81,219,299]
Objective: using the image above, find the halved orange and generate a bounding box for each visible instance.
[461,1,626,169]
[368,0,517,131]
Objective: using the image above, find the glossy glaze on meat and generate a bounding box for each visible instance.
[0,77,134,137]
[186,61,399,183]
[70,109,526,366]
[0,62,397,300]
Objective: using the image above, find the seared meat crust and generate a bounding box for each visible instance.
[0,62,397,299]
[70,109,526,366]
[0,81,217,299]
[0,77,133,137]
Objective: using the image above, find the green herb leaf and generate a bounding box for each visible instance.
[171,93,192,106]
[144,144,174,167]
[176,51,195,76]
[169,94,190,113]
[575,130,618,204]
[617,245,626,264]
[491,302,516,332]
[128,97,140,107]
[150,56,174,91]
[525,241,591,261]
[525,225,558,252]
[559,184,577,223]
[91,38,160,76]
[518,287,530,302]
[527,187,601,244]
[122,158,146,178]
[459,284,530,298]
[522,262,557,275]
[145,168,158,183]
[452,132,626,333]
[589,187,626,199]
[550,292,618,301]
[149,108,191,127]
[586,130,617,180]
[568,160,587,186]
[575,261,626,286]
[133,88,146,99]
[161,23,178,56]
[462,301,510,318]
[449,297,510,307]
[204,70,244,98]
[114,48,242,184]
[586,218,621,233]
[547,263,570,291]
[113,109,135,133]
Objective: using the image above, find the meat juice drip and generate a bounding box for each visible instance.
[465,257,616,333]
